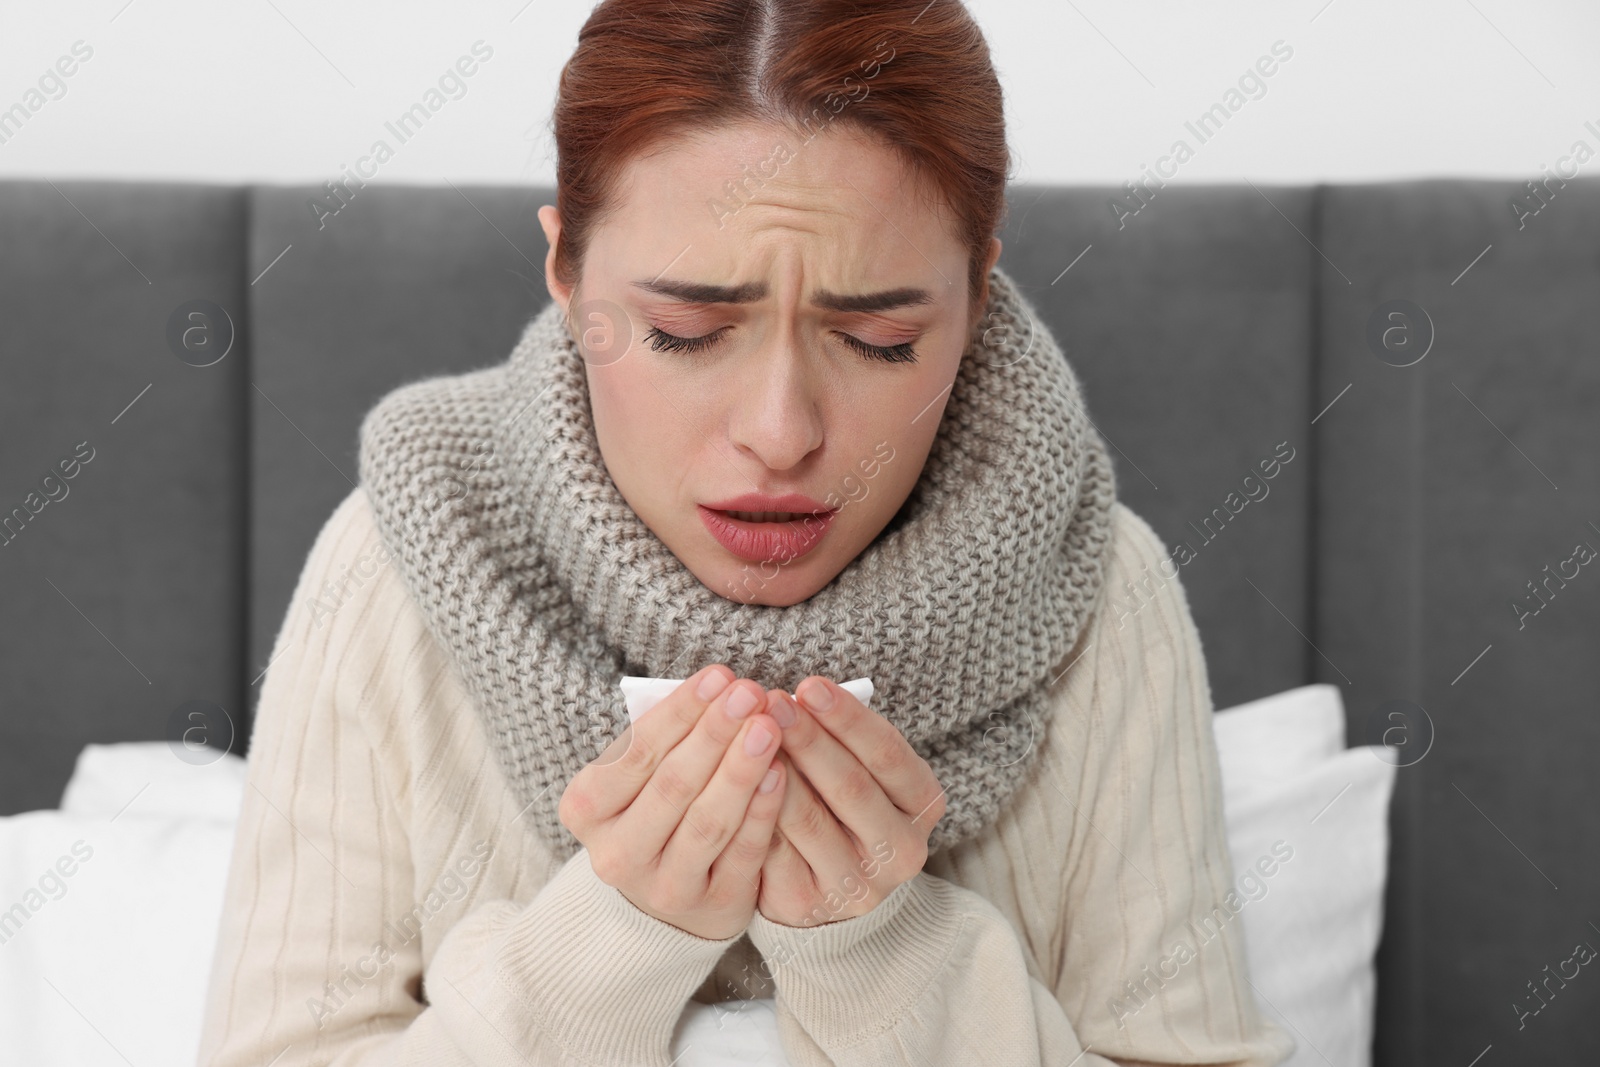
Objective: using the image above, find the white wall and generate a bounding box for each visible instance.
[1,0,1596,188]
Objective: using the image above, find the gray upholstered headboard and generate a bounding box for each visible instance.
[2,176,1596,1063]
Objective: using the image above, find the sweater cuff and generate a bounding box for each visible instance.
[494,847,742,1065]
[745,872,966,1047]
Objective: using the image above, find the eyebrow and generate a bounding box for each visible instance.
[630,278,935,313]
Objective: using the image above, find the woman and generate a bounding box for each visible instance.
[198,1,1294,1064]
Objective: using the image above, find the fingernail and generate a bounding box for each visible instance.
[799,679,834,713]
[759,766,780,793]
[769,691,797,728]
[697,667,731,701]
[744,722,773,756]
[726,684,759,720]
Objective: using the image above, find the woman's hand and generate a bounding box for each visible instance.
[755,678,947,928]
[558,665,789,941]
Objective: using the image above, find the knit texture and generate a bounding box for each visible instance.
[356,264,1118,862]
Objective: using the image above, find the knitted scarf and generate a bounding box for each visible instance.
[356,264,1118,863]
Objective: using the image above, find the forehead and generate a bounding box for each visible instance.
[602,120,959,249]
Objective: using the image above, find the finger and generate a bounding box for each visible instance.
[574,665,742,823]
[656,711,783,889]
[760,824,818,924]
[770,741,863,907]
[772,689,914,846]
[708,744,787,896]
[613,678,772,850]
[759,755,822,922]
[792,677,946,822]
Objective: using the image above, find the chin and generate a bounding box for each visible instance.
[691,550,839,607]
[729,579,824,607]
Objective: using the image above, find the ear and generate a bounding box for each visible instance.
[537,205,574,308]
[981,236,1002,292]
[970,236,1003,321]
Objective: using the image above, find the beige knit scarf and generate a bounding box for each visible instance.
[356,264,1118,863]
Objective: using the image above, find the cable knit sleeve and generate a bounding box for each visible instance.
[195,488,743,1067]
[741,502,1296,1067]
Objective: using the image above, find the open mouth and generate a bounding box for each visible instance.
[722,510,812,523]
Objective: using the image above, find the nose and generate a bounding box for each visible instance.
[726,336,825,472]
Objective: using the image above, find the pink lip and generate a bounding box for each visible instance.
[697,504,838,564]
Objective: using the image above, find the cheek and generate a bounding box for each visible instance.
[831,372,942,512]
[587,365,705,503]
[586,372,621,452]
[587,368,661,486]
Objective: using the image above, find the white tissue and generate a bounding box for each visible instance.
[620,676,874,723]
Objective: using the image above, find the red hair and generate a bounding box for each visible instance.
[548,0,1009,307]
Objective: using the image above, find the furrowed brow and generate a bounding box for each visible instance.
[631,278,767,304]
[811,286,934,313]
[631,278,934,313]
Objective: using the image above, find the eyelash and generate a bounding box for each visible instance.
[643,325,919,364]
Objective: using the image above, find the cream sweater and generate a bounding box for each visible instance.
[196,486,1295,1067]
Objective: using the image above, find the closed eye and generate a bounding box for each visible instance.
[643,325,728,355]
[642,325,919,364]
[839,333,919,364]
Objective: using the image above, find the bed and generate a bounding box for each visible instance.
[2,176,1597,1063]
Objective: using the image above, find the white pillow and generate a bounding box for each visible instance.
[1211,683,1346,802]
[0,808,239,1067]
[1214,691,1396,1067]
[58,741,247,822]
